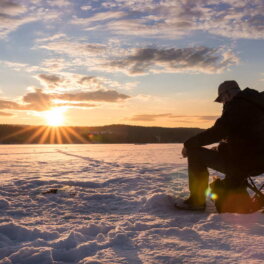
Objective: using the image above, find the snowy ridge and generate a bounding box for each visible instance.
[0,144,263,263]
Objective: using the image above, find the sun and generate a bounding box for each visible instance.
[43,108,65,126]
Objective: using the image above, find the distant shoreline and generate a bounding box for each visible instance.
[0,124,204,144]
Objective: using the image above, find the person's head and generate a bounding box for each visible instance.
[215,80,241,104]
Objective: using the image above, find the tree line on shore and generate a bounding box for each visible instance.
[0,124,204,144]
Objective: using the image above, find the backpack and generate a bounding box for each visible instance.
[209,178,262,213]
[242,88,264,112]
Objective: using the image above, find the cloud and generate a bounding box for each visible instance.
[36,32,238,76]
[22,89,94,110]
[1,61,28,70]
[201,1,264,39]
[0,111,13,116]
[130,113,172,121]
[35,73,100,91]
[57,90,130,102]
[104,19,179,38]
[71,0,264,40]
[35,33,67,43]
[0,60,39,73]
[22,89,53,111]
[2,0,264,40]
[47,0,71,7]
[35,72,137,93]
[0,0,63,38]
[105,46,238,75]
[37,35,238,76]
[195,115,219,121]
[164,1,264,39]
[38,40,106,57]
[169,114,218,122]
[22,89,129,111]
[129,113,218,122]
[55,102,95,108]
[80,5,92,11]
[0,8,36,38]
[72,11,127,26]
[0,99,22,110]
[40,58,69,72]
[37,74,64,88]
[0,87,130,112]
[0,0,26,16]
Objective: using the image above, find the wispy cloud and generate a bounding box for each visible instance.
[0,111,13,116]
[130,113,172,122]
[47,0,71,7]
[0,0,66,38]
[80,5,92,11]
[40,58,69,72]
[0,99,25,110]
[36,33,238,76]
[105,47,238,75]
[35,33,67,43]
[0,0,26,16]
[2,0,264,40]
[38,40,107,57]
[0,88,130,113]
[70,0,264,40]
[55,90,130,103]
[121,0,264,39]
[35,72,136,93]
[129,113,218,122]
[36,74,64,89]
[0,0,35,38]
[72,11,127,26]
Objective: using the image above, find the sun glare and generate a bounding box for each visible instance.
[43,108,65,127]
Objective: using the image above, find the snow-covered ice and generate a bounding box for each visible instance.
[0,144,263,264]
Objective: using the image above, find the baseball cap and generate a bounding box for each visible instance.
[215,80,240,103]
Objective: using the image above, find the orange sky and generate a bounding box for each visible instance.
[0,0,263,128]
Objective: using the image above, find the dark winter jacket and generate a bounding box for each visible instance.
[184,88,264,159]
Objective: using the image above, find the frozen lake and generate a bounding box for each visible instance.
[0,144,263,264]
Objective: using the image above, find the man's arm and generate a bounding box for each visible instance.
[184,117,228,149]
[182,95,251,155]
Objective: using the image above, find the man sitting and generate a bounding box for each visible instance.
[175,80,264,212]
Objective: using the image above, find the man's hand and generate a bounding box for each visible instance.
[181,146,188,158]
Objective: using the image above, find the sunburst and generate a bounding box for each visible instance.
[42,108,65,127]
[0,106,90,144]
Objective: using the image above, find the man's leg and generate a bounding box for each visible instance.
[207,153,260,213]
[187,147,227,206]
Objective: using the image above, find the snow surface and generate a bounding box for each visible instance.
[0,144,263,264]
